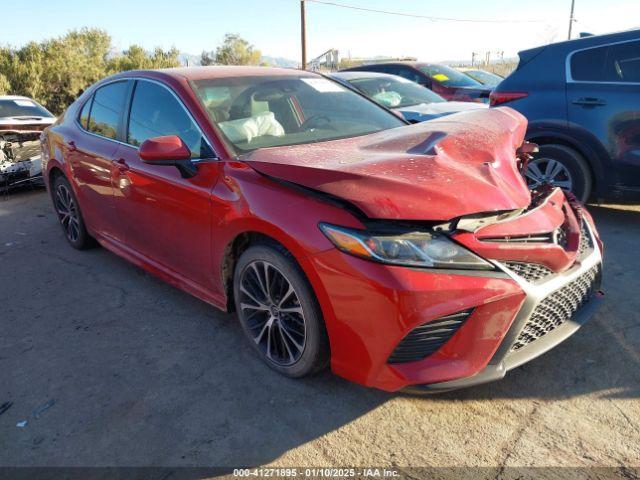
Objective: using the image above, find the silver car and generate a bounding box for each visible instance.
[328,71,487,123]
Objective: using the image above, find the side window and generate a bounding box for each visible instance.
[88,81,129,140]
[571,46,609,82]
[605,41,640,83]
[79,97,92,129]
[127,81,214,159]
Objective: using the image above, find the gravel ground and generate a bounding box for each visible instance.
[0,189,638,474]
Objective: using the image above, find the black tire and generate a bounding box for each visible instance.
[233,243,329,378]
[526,144,593,202]
[51,174,95,250]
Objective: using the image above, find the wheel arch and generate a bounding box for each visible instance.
[218,227,329,317]
[47,166,67,203]
[526,127,609,197]
[220,231,280,312]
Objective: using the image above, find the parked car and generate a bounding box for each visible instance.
[41,67,603,392]
[461,69,504,88]
[0,95,56,189]
[342,62,492,103]
[491,29,640,202]
[328,71,487,122]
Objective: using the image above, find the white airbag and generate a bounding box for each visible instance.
[218,112,285,143]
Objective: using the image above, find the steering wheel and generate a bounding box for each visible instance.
[299,115,334,131]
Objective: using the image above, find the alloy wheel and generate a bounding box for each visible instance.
[525,157,573,191]
[55,184,80,243]
[238,260,307,366]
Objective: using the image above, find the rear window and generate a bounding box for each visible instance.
[0,98,53,119]
[419,64,482,87]
[348,76,445,108]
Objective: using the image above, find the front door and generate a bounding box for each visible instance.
[567,39,640,192]
[112,79,219,289]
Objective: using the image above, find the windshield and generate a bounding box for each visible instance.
[463,70,503,87]
[191,75,405,152]
[346,75,445,109]
[419,64,482,88]
[0,98,53,119]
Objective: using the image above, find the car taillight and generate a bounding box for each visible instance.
[489,91,528,106]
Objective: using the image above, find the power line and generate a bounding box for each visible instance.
[305,0,544,23]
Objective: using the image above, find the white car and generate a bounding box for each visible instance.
[0,96,56,189]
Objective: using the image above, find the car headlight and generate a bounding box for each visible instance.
[319,223,493,270]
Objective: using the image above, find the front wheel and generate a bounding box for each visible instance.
[524,144,592,202]
[233,244,329,378]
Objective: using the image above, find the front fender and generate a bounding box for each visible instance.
[210,160,363,306]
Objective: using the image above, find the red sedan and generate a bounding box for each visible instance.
[41,67,604,392]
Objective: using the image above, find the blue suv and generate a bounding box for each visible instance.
[491,29,640,202]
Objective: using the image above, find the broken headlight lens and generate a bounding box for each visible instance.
[319,223,493,270]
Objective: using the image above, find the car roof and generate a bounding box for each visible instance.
[0,95,36,101]
[350,61,437,68]
[111,66,315,82]
[330,71,400,80]
[519,27,640,56]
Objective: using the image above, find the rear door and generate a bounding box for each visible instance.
[112,78,219,289]
[567,39,640,191]
[67,80,131,242]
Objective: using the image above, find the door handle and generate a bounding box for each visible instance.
[115,158,130,172]
[66,140,77,152]
[572,97,607,107]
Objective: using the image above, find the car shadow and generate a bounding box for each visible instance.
[1,193,638,471]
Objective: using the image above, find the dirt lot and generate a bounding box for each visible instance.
[0,189,639,473]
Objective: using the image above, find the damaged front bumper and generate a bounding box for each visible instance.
[311,186,604,392]
[0,130,44,188]
[404,220,604,393]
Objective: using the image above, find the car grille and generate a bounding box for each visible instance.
[503,221,594,283]
[504,261,554,282]
[388,309,472,364]
[578,221,594,257]
[481,232,554,243]
[510,264,601,352]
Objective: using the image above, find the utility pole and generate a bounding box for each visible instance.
[568,0,576,40]
[301,0,307,70]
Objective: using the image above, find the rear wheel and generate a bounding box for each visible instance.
[233,244,329,378]
[525,144,592,202]
[52,175,95,249]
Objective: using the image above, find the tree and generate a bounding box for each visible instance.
[202,33,261,66]
[201,50,215,66]
[0,73,10,94]
[107,45,180,73]
[0,28,181,115]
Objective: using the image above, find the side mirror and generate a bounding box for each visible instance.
[139,135,197,178]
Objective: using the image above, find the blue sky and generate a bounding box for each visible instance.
[4,0,639,62]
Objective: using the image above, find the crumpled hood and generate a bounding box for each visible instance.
[395,101,487,122]
[242,107,532,221]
